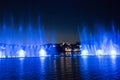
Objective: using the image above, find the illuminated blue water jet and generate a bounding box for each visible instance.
[0,16,57,58]
[39,48,47,56]
[17,49,26,58]
[79,23,120,56]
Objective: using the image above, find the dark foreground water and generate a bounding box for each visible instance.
[0,56,120,80]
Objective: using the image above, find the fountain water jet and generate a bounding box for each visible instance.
[39,48,47,56]
[79,23,120,56]
[0,15,57,58]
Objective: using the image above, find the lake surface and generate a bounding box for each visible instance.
[0,56,120,80]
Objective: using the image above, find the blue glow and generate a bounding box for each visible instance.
[53,45,56,47]
[40,56,46,60]
[19,58,24,61]
[96,49,104,55]
[110,50,117,55]
[110,49,117,59]
[0,51,5,58]
[0,16,120,57]
[0,16,59,58]
[77,22,120,56]
[81,49,89,55]
[17,49,26,57]
[39,48,47,56]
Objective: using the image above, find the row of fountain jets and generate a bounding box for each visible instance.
[0,16,119,58]
[0,38,119,58]
[0,46,47,58]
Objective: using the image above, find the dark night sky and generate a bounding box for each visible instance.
[0,0,120,43]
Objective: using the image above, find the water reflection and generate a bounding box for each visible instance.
[18,58,24,80]
[0,56,120,80]
[80,56,89,80]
